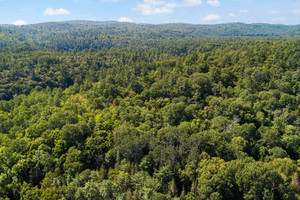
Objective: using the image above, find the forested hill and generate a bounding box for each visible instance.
[0,26,27,48]
[0,21,299,199]
[1,21,300,50]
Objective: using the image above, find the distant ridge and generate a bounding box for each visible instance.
[3,20,300,26]
[1,21,300,50]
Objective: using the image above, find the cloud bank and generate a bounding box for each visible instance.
[44,8,70,16]
[202,14,221,21]
[118,17,134,22]
[135,0,204,15]
[207,0,220,6]
[267,10,280,14]
[12,20,27,25]
[100,0,119,2]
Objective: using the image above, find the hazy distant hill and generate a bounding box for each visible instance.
[1,21,300,50]
[0,26,27,48]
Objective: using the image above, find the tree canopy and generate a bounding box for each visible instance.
[0,22,299,199]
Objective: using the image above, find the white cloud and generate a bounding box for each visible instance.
[100,0,116,1]
[271,17,285,23]
[143,0,165,5]
[292,9,300,14]
[135,0,203,15]
[184,0,202,7]
[135,0,178,15]
[202,14,221,21]
[229,9,248,18]
[118,17,134,22]
[44,8,70,16]
[12,20,27,25]
[267,10,280,14]
[239,9,248,13]
[229,13,240,17]
[207,0,220,6]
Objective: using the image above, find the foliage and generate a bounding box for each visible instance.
[0,23,299,199]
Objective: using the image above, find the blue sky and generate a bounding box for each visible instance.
[0,0,299,25]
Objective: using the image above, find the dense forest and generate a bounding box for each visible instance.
[0,22,299,200]
[1,21,300,50]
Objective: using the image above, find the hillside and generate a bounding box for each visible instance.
[1,21,300,50]
[0,22,299,199]
[0,26,28,48]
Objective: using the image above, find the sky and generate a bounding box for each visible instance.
[0,0,299,25]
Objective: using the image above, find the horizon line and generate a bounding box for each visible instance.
[1,20,300,27]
